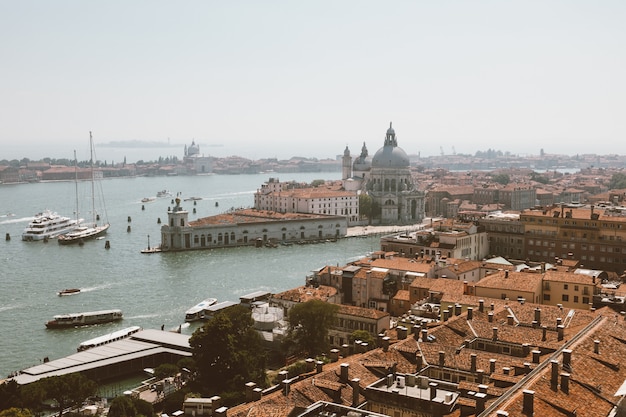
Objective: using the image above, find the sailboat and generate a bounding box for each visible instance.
[58,132,110,245]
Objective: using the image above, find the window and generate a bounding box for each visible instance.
[574,296,579,303]
[564,284,569,290]
[562,294,569,302]
[544,294,551,301]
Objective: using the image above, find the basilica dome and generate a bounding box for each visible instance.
[371,122,410,169]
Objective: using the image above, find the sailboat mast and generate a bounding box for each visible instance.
[90,131,96,225]
[73,150,79,222]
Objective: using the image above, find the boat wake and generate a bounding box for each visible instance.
[0,216,32,225]
[125,313,161,320]
[0,305,19,313]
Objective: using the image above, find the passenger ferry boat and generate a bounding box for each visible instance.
[184,298,218,322]
[77,326,142,351]
[21,210,80,241]
[45,309,123,328]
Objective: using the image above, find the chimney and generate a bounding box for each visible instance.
[479,299,484,312]
[278,370,289,381]
[477,369,485,384]
[534,308,541,325]
[561,372,570,394]
[492,327,498,341]
[491,302,495,311]
[305,358,315,372]
[507,315,514,325]
[413,325,421,340]
[475,392,487,414]
[557,325,564,341]
[443,309,450,322]
[214,407,228,416]
[439,351,445,367]
[397,326,407,340]
[532,350,541,364]
[455,304,462,316]
[470,353,477,372]
[341,344,350,357]
[488,312,494,322]
[245,382,260,402]
[421,328,428,342]
[522,390,535,415]
[467,307,473,320]
[416,353,423,371]
[542,326,547,341]
[316,360,324,373]
[429,382,439,400]
[557,317,562,327]
[330,349,340,362]
[351,378,360,407]
[562,349,572,371]
[282,378,292,396]
[524,362,532,374]
[382,336,390,352]
[594,340,600,354]
[490,359,496,374]
[340,363,349,383]
[503,367,510,375]
[551,360,559,388]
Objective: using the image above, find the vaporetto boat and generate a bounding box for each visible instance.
[45,309,123,328]
[184,298,218,322]
[21,210,80,241]
[77,325,142,351]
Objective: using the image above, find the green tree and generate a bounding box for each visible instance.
[492,173,510,185]
[349,330,376,348]
[189,305,266,396]
[286,300,339,357]
[0,408,32,417]
[107,396,136,417]
[359,194,373,223]
[38,374,97,417]
[310,179,325,187]
[609,173,626,190]
[154,363,179,380]
[0,380,23,411]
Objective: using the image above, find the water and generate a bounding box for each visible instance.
[0,172,379,378]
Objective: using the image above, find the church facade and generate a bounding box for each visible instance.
[342,123,425,225]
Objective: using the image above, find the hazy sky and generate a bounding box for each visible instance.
[1,1,625,162]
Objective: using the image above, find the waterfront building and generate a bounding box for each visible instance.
[254,177,360,225]
[183,140,212,174]
[160,198,347,251]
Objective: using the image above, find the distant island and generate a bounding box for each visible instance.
[99,140,223,149]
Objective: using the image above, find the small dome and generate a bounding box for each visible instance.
[353,155,372,171]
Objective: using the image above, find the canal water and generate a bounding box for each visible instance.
[0,172,380,378]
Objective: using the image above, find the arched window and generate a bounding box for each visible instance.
[180,218,184,226]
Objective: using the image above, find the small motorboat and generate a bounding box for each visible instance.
[57,288,81,296]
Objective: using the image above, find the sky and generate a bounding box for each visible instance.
[1,1,625,163]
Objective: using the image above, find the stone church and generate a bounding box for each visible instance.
[342,123,425,225]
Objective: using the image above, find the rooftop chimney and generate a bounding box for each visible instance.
[430,382,439,400]
[488,312,494,322]
[340,363,349,383]
[542,326,547,341]
[475,392,487,414]
[439,351,445,367]
[470,353,477,372]
[421,328,428,342]
[522,390,535,415]
[490,359,497,374]
[532,350,541,364]
[534,308,541,325]
[562,349,572,371]
[507,315,514,325]
[557,325,564,341]
[551,360,559,388]
[455,304,462,316]
[382,336,390,352]
[467,307,473,320]
[443,309,450,322]
[416,353,423,371]
[492,327,498,341]
[594,340,600,354]
[479,299,484,312]
[561,372,570,394]
[351,378,360,407]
